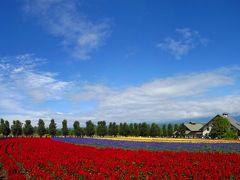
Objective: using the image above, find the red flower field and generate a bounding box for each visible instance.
[0,138,240,180]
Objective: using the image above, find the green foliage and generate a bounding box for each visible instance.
[69,129,74,136]
[119,123,130,136]
[159,126,163,137]
[62,119,69,137]
[73,121,83,137]
[56,129,62,136]
[4,117,237,140]
[119,123,123,136]
[162,124,167,137]
[167,124,173,137]
[11,120,22,137]
[3,120,10,136]
[124,123,130,136]
[81,128,86,136]
[97,121,107,137]
[108,122,118,136]
[0,119,4,135]
[223,129,238,140]
[209,116,231,139]
[45,127,49,134]
[176,123,186,137]
[149,123,160,137]
[49,119,57,137]
[23,120,34,136]
[129,123,134,136]
[174,124,179,132]
[85,120,95,137]
[139,122,149,137]
[37,119,46,137]
[33,126,38,134]
[0,119,11,137]
[133,123,139,136]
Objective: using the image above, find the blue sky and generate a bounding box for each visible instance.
[0,0,240,126]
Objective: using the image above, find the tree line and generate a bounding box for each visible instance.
[0,119,186,138]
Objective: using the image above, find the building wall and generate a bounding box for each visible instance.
[202,124,212,136]
[186,131,203,138]
[202,122,239,137]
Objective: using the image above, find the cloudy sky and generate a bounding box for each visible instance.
[0,0,240,126]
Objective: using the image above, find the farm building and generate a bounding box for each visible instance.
[200,113,240,137]
[182,122,205,138]
[183,113,240,138]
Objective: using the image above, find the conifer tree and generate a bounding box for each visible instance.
[49,119,57,137]
[37,119,46,137]
[62,119,69,137]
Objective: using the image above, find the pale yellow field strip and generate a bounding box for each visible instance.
[97,136,240,143]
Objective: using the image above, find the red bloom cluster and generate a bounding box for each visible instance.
[0,139,25,179]
[0,138,240,180]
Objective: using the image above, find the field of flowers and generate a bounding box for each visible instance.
[54,137,240,152]
[0,138,240,179]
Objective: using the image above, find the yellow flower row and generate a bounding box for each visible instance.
[100,136,240,143]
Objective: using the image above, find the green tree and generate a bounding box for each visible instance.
[0,119,4,136]
[162,124,167,137]
[122,123,130,136]
[209,116,233,139]
[150,123,160,137]
[112,122,118,136]
[11,120,22,137]
[133,123,139,136]
[139,122,149,137]
[119,123,130,136]
[108,122,113,136]
[56,129,62,136]
[119,123,124,136]
[174,124,179,132]
[62,119,69,137]
[159,126,163,137]
[3,120,11,137]
[176,123,186,137]
[33,126,38,134]
[224,129,238,139]
[73,121,82,137]
[97,121,107,137]
[23,120,34,137]
[45,127,49,135]
[69,129,74,136]
[49,119,57,137]
[129,123,134,136]
[108,122,118,136]
[37,119,46,137]
[167,124,173,137]
[85,120,95,137]
[81,128,86,136]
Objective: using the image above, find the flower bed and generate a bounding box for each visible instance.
[53,137,240,152]
[0,138,240,179]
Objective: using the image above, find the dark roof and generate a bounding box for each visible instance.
[184,122,205,132]
[201,114,240,131]
[220,114,240,131]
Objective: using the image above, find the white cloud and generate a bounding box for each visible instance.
[84,68,240,123]
[0,54,70,102]
[157,28,208,59]
[1,54,240,124]
[12,71,70,101]
[24,0,111,60]
[0,54,71,124]
[70,83,114,102]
